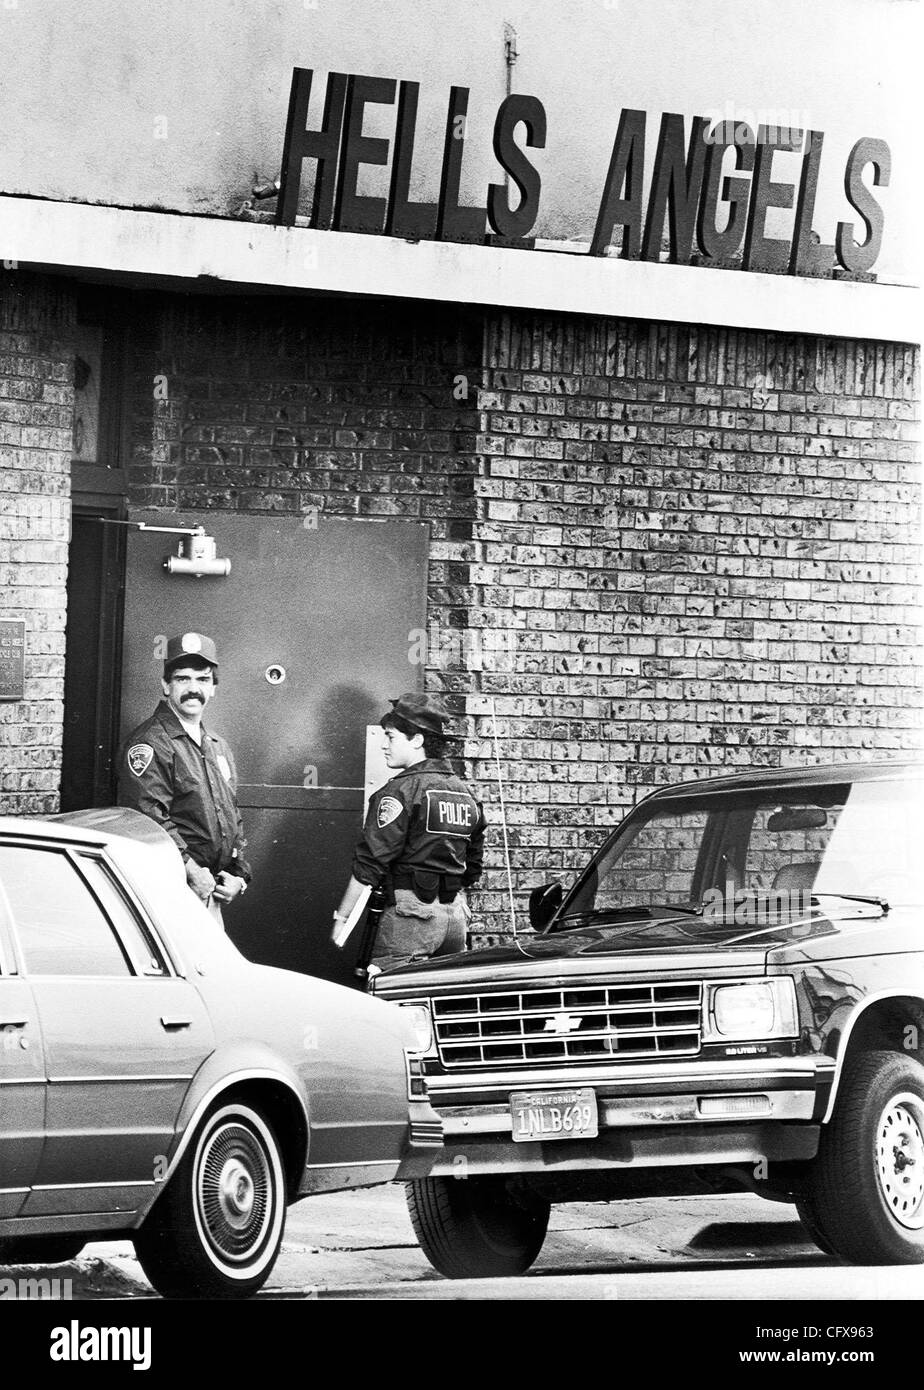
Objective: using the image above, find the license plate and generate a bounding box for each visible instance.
[510,1088,598,1143]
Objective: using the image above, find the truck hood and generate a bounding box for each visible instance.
[377,902,895,987]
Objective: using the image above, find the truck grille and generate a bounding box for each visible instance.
[432,982,703,1069]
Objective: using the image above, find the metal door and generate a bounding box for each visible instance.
[120,513,428,984]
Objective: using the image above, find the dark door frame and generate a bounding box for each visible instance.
[61,502,127,809]
[62,291,132,809]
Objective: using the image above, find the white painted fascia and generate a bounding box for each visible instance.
[0,196,918,344]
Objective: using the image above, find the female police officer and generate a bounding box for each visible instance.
[333,693,486,973]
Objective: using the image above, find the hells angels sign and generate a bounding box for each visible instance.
[276,68,891,282]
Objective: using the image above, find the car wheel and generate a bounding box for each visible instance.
[134,1101,287,1298]
[406,1176,550,1278]
[0,1236,85,1264]
[800,1050,924,1264]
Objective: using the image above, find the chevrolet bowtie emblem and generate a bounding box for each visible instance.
[543,1014,582,1034]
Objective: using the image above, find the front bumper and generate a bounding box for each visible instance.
[394,1098,444,1180]
[414,1056,833,1177]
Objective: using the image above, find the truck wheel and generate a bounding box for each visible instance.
[793,1198,837,1257]
[134,1101,287,1298]
[800,1050,924,1264]
[406,1176,550,1278]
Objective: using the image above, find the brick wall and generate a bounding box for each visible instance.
[124,293,921,939]
[0,273,75,814]
[127,296,482,529]
[125,288,484,683]
[469,313,921,933]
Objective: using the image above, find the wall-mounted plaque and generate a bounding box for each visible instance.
[0,621,25,701]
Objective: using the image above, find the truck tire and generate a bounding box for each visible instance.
[793,1198,837,1257]
[406,1176,550,1278]
[800,1050,924,1264]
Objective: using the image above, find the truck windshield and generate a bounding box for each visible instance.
[553,777,923,931]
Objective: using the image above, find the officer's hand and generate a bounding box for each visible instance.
[185,859,216,901]
[213,870,245,903]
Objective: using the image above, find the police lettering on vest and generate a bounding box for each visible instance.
[352,759,486,893]
[427,790,474,835]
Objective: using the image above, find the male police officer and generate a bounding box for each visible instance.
[334,693,485,972]
[117,632,251,920]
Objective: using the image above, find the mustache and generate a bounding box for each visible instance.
[180,693,205,704]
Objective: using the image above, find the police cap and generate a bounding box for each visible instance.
[163,631,218,675]
[384,692,452,737]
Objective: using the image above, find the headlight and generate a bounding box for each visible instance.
[398,1002,435,1056]
[705,978,798,1042]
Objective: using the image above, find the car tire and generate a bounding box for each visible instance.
[800,1050,924,1264]
[0,1236,85,1265]
[406,1176,550,1278]
[134,1100,287,1298]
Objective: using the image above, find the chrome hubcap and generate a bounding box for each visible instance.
[217,1159,256,1229]
[876,1094,924,1230]
[197,1120,273,1261]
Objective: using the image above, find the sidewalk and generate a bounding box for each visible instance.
[5,1185,827,1298]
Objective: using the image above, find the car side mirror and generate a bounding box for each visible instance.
[529,881,563,931]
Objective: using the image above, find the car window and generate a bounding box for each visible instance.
[812,780,924,906]
[557,778,923,929]
[571,808,711,914]
[0,845,131,977]
[744,803,844,892]
[0,876,15,975]
[78,856,169,976]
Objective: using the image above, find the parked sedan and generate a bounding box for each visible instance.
[0,807,441,1297]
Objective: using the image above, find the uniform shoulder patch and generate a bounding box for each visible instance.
[376,795,404,829]
[127,743,155,777]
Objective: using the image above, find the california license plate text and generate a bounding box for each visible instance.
[510,1089,598,1142]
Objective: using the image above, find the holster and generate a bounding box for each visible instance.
[393,870,460,904]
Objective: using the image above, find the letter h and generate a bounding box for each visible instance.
[277,69,348,228]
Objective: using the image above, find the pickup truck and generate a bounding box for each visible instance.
[373,758,924,1277]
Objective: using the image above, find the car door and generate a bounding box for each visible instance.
[0,840,214,1219]
[0,900,45,1221]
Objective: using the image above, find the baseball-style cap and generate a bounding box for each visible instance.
[163,631,218,671]
[383,692,452,736]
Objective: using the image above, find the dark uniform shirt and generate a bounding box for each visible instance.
[117,700,251,882]
[352,758,485,901]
